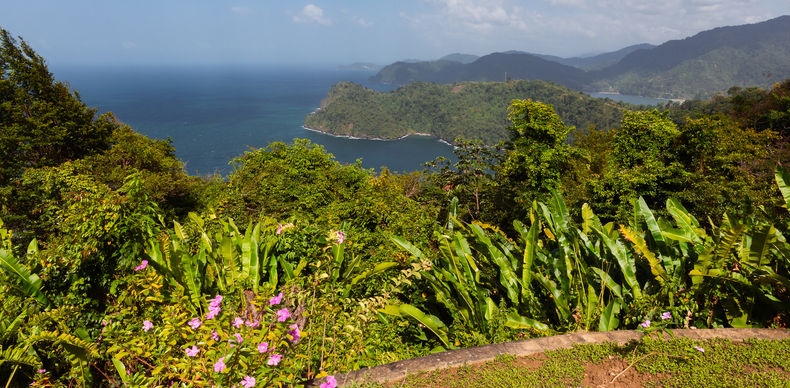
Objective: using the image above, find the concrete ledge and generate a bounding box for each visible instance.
[308,328,789,387]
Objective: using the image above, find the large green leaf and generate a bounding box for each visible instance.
[590,267,623,300]
[666,198,705,244]
[598,299,621,331]
[391,236,426,260]
[397,304,451,349]
[593,226,642,299]
[776,166,790,211]
[0,243,50,308]
[505,313,550,331]
[521,219,538,301]
[620,225,668,284]
[469,224,521,304]
[747,225,776,268]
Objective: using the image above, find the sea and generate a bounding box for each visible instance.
[51,65,456,177]
[51,66,665,177]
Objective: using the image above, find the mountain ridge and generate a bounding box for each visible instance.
[370,16,790,98]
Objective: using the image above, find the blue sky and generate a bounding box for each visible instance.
[3,0,789,66]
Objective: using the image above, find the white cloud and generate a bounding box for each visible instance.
[402,0,782,57]
[293,4,331,26]
[230,6,252,15]
[352,15,374,27]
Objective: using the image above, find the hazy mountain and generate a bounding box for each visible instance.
[589,15,790,98]
[371,52,589,89]
[439,53,479,64]
[370,16,790,99]
[534,44,656,70]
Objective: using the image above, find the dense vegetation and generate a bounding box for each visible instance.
[2,28,790,387]
[304,80,643,144]
[372,16,790,99]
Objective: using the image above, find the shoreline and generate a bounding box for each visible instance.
[302,125,455,147]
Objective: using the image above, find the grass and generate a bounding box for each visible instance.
[349,337,790,387]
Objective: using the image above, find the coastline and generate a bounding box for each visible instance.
[303,125,455,147]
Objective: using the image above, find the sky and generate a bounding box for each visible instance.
[3,0,790,67]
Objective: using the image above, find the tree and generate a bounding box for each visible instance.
[499,99,573,204]
[0,28,114,186]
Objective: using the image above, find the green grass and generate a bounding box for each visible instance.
[349,337,790,388]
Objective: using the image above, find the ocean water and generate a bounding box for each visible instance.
[52,65,456,176]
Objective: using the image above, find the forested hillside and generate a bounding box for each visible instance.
[304,80,643,144]
[3,27,790,387]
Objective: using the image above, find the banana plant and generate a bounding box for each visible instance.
[0,238,50,308]
[325,240,398,299]
[684,167,790,327]
[144,215,284,311]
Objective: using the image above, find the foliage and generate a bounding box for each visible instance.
[3,29,790,387]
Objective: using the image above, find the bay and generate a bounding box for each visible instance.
[51,65,455,176]
[588,92,667,106]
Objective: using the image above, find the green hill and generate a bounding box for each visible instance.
[303,80,643,144]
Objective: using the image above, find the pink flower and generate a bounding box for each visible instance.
[245,319,260,328]
[37,369,47,374]
[276,308,290,322]
[267,354,282,366]
[694,346,705,352]
[142,320,153,332]
[257,342,269,353]
[336,231,345,244]
[240,375,256,388]
[211,331,220,341]
[134,260,148,271]
[287,324,301,343]
[233,333,243,344]
[661,312,672,320]
[269,292,283,306]
[320,375,337,388]
[213,357,226,372]
[188,318,202,329]
[640,320,651,328]
[206,295,223,319]
[276,223,293,235]
[184,345,199,357]
[209,295,223,309]
[233,317,245,328]
[205,306,220,320]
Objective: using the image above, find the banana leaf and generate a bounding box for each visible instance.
[505,312,550,331]
[776,166,790,210]
[598,299,621,331]
[0,242,50,308]
[593,226,642,299]
[380,304,451,349]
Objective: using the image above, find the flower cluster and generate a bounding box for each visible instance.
[206,294,223,319]
[134,291,301,386]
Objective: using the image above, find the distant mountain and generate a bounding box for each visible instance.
[371,52,590,89]
[370,16,790,99]
[439,53,479,64]
[336,62,383,71]
[589,15,790,98]
[534,44,656,70]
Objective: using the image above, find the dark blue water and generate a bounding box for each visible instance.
[52,65,455,176]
